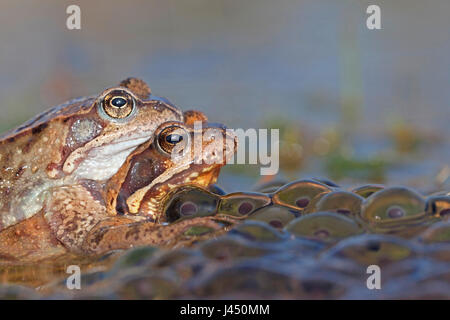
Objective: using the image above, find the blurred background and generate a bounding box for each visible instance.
[0,0,448,192]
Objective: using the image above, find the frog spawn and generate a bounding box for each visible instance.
[271,179,333,211]
[2,179,450,299]
[142,180,449,248]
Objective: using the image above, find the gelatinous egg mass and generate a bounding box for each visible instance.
[285,212,364,243]
[307,191,364,217]
[163,185,220,222]
[272,179,332,211]
[247,206,297,229]
[360,187,426,227]
[217,192,271,217]
[351,184,384,198]
[322,235,417,266]
[8,180,450,300]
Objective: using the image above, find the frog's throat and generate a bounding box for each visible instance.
[62,129,156,181]
[126,164,219,215]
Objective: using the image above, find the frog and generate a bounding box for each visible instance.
[80,114,237,254]
[0,77,192,262]
[106,110,234,218]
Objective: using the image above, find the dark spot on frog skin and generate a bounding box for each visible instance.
[89,227,108,248]
[7,137,15,143]
[125,225,140,240]
[15,109,54,133]
[31,123,48,135]
[65,221,79,233]
[46,162,59,173]
[22,137,35,153]
[15,166,25,178]
[3,187,11,196]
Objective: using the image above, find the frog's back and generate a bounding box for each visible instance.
[0,96,95,141]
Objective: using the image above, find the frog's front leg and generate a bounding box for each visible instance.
[81,217,222,254]
[44,184,114,253]
[44,184,222,255]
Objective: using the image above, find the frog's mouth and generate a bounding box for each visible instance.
[166,163,222,188]
[126,162,223,217]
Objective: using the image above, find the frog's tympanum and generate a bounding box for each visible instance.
[0,78,236,262]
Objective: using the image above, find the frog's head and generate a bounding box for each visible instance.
[60,78,183,181]
[106,111,238,221]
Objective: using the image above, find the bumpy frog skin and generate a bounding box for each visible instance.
[0,78,226,262]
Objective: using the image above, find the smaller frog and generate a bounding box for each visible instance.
[107,110,235,218]
[81,112,237,254]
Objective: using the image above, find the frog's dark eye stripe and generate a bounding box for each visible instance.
[101,90,136,120]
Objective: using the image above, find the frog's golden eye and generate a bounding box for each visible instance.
[101,90,135,119]
[157,125,189,155]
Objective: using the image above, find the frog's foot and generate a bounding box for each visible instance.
[45,184,224,256]
[44,184,112,253]
[82,217,223,255]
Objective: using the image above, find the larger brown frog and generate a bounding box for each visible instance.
[0,78,236,262]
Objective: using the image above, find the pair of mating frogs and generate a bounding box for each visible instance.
[0,78,237,262]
